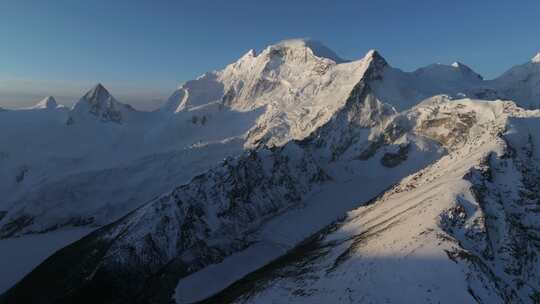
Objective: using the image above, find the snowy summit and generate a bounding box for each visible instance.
[532,52,540,63]
[273,38,346,63]
[69,83,135,124]
[31,96,59,110]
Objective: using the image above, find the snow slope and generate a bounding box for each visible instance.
[0,227,91,294]
[203,100,540,304]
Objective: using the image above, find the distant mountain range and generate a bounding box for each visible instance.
[2,39,540,303]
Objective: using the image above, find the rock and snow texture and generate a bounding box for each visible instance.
[201,101,540,304]
[4,97,531,304]
[164,39,374,147]
[69,83,136,123]
[2,39,540,303]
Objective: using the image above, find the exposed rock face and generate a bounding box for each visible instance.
[380,143,410,167]
[300,81,395,161]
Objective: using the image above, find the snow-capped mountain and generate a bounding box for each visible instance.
[490,53,540,109]
[2,39,540,303]
[0,40,389,239]
[164,39,374,147]
[0,83,261,238]
[29,96,62,110]
[6,95,540,304]
[365,55,488,111]
[203,101,540,304]
[68,83,136,124]
[0,76,444,304]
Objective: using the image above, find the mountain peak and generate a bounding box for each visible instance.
[270,38,345,62]
[532,52,540,63]
[365,49,387,65]
[234,49,257,66]
[84,83,111,100]
[451,61,483,79]
[357,49,389,83]
[363,49,389,76]
[243,49,257,58]
[413,61,483,82]
[33,96,58,109]
[70,84,132,124]
[451,61,473,70]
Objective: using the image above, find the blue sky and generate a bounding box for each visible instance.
[1,0,539,109]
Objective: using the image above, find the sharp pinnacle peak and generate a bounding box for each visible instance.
[84,83,112,100]
[365,49,388,67]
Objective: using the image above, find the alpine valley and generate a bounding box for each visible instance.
[2,39,540,303]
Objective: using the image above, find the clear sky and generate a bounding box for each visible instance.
[1,0,539,109]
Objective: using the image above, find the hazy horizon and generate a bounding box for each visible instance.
[0,79,169,110]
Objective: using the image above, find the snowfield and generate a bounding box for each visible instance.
[0,227,92,294]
